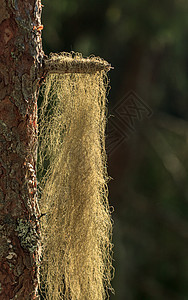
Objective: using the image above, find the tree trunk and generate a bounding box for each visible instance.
[0,0,43,299]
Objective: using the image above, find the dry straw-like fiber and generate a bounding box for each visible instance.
[43,51,112,74]
[38,52,114,300]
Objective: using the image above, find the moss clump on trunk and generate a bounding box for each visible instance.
[38,52,114,300]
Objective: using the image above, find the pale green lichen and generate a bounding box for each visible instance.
[11,52,17,60]
[8,262,13,269]
[15,218,39,253]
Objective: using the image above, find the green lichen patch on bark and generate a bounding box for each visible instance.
[15,218,39,253]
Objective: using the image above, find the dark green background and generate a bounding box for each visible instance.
[41,1,188,299]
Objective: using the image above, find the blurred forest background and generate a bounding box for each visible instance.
[41,0,188,299]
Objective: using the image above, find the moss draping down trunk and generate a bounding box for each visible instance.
[38,53,114,300]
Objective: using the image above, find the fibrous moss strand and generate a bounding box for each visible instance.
[43,52,113,76]
[38,52,114,300]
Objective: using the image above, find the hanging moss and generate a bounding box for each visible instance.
[38,52,114,300]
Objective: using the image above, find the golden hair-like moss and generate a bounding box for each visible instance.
[38,52,114,300]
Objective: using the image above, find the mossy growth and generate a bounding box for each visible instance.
[38,52,114,300]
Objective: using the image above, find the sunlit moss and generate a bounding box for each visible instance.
[38,52,114,300]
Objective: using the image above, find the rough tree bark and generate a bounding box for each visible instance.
[0,0,43,299]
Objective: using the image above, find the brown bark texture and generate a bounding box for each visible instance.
[0,0,43,299]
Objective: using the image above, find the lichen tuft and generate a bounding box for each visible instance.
[38,52,114,300]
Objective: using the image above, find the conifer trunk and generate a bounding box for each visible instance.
[0,0,43,298]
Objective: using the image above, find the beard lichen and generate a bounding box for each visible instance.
[38,52,114,300]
